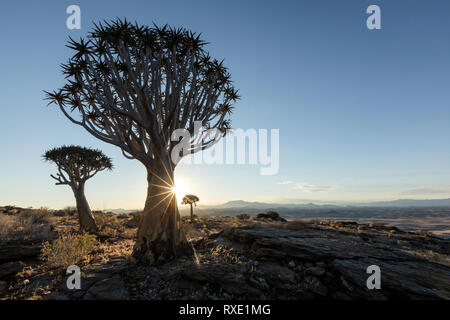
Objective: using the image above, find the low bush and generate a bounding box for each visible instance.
[40,232,99,268]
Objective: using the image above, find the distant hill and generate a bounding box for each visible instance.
[361,198,450,207]
[102,198,450,215]
[204,200,338,210]
[203,198,450,210]
[103,208,140,214]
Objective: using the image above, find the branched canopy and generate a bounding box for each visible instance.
[43,145,113,187]
[45,19,239,168]
[182,194,200,206]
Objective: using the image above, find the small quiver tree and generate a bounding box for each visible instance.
[182,194,199,222]
[43,145,113,232]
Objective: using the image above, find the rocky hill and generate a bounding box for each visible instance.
[0,207,449,300]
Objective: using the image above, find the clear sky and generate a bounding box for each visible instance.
[1,0,450,209]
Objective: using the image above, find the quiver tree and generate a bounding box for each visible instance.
[43,145,113,232]
[182,194,199,222]
[44,19,239,263]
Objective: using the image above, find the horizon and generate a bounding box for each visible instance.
[1,0,450,210]
[5,196,450,211]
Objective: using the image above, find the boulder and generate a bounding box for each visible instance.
[266,211,279,219]
[256,211,287,222]
[126,218,139,228]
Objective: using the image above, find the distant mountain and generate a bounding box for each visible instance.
[360,198,450,207]
[216,200,276,209]
[204,198,450,210]
[103,198,450,215]
[103,208,139,214]
[205,200,338,210]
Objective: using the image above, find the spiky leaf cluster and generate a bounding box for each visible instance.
[43,145,112,186]
[181,194,200,205]
[45,19,239,166]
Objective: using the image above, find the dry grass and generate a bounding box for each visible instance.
[93,211,128,237]
[210,244,241,264]
[0,210,53,241]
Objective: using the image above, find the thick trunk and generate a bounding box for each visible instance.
[73,183,98,233]
[190,204,194,222]
[133,157,193,264]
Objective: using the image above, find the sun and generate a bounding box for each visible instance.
[172,179,188,198]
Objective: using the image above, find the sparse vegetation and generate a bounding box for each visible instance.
[1,208,449,300]
[0,209,53,241]
[40,232,99,268]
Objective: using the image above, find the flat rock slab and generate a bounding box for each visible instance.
[221,225,450,299]
[0,244,42,264]
[83,274,128,300]
[45,258,129,300]
[182,264,261,296]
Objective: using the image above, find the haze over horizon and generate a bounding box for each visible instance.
[1,0,450,210]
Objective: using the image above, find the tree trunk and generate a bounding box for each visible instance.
[190,204,194,222]
[73,183,98,233]
[133,157,193,264]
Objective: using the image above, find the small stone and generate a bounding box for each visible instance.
[257,277,269,289]
[341,276,354,291]
[316,262,326,268]
[249,276,269,290]
[303,275,328,296]
[305,267,326,276]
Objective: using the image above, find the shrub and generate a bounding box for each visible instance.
[236,214,250,220]
[93,211,108,230]
[41,232,99,268]
[0,212,52,241]
[20,207,53,224]
[93,212,126,236]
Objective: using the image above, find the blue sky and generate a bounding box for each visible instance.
[1,0,450,209]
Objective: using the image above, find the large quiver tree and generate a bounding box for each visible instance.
[43,145,113,232]
[44,19,239,263]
